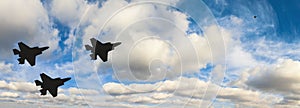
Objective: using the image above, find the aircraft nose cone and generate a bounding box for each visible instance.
[113,42,121,47]
[63,77,71,82]
[42,46,49,51]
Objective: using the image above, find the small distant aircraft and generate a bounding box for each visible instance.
[35,73,71,97]
[85,38,121,62]
[13,42,49,66]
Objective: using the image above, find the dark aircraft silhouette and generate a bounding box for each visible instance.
[35,73,71,97]
[85,38,121,62]
[13,42,49,66]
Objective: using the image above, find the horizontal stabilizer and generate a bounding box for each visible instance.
[12,49,20,55]
[40,89,47,95]
[17,58,25,64]
[35,80,42,86]
[85,45,93,51]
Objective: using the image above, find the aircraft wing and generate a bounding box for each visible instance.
[48,87,58,97]
[90,38,98,47]
[26,55,36,66]
[99,51,108,62]
[18,42,30,50]
[40,73,52,82]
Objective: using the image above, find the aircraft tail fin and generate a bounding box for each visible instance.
[34,80,42,86]
[39,89,47,95]
[13,49,20,55]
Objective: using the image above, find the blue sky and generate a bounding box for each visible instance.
[268,0,300,42]
[0,0,299,107]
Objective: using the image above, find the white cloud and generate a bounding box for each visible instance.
[227,45,257,69]
[0,92,19,98]
[209,7,300,108]
[50,0,89,27]
[0,62,13,73]
[0,0,60,59]
[102,77,280,107]
[0,80,38,92]
[107,13,227,82]
[231,59,300,106]
[22,93,88,107]
[1,0,298,107]
[114,94,165,104]
[64,0,220,83]
[246,38,300,62]
[245,59,300,94]
[217,87,281,107]
[57,1,230,107]
[151,93,173,100]
[68,87,99,95]
[79,0,129,44]
[0,84,100,107]
[103,77,208,97]
[230,15,243,25]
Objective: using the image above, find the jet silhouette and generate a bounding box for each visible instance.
[85,38,121,62]
[13,42,49,66]
[35,73,71,97]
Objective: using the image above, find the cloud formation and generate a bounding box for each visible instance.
[0,0,60,60]
[0,0,299,107]
[102,76,280,107]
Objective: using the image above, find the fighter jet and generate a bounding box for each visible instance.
[85,38,121,62]
[13,42,49,66]
[35,73,71,97]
